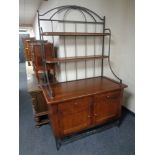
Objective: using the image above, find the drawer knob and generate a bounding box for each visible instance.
[106,95,117,99]
[94,114,97,116]
[74,102,78,105]
[87,115,91,118]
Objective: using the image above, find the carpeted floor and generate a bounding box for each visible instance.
[19,63,135,155]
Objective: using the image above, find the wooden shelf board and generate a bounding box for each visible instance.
[46,55,109,63]
[41,77,127,104]
[41,32,110,36]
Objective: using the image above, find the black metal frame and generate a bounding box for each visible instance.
[37,5,122,98]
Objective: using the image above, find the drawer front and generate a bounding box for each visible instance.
[94,91,121,124]
[58,97,91,115]
[58,97,92,136]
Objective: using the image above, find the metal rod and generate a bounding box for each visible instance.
[101,16,105,77]
[40,28,53,97]
[74,10,87,79]
[38,10,53,97]
[51,21,55,56]
[37,11,48,85]
[63,9,71,82]
[75,23,78,80]
[84,18,87,79]
[93,24,97,77]
[40,18,103,24]
[50,21,58,83]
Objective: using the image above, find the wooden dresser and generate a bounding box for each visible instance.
[36,5,128,150]
[27,73,49,127]
[42,77,127,148]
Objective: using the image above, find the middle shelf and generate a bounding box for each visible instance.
[46,55,109,63]
[41,32,110,36]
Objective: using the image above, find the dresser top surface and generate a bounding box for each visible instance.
[41,77,127,104]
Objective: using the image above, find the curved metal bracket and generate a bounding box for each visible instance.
[105,28,122,84]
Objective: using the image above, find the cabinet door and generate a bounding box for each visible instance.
[94,91,121,124]
[58,97,92,136]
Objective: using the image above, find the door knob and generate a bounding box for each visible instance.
[74,102,78,105]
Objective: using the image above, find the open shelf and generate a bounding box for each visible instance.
[41,32,110,36]
[46,55,109,63]
[42,77,127,104]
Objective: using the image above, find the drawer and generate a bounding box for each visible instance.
[105,91,121,101]
[95,91,121,102]
[58,97,91,115]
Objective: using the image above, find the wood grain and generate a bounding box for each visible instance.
[41,77,127,104]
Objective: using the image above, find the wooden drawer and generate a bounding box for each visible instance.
[58,97,91,115]
[104,91,121,102]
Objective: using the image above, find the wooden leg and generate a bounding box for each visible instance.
[116,119,121,127]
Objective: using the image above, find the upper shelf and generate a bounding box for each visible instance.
[41,32,110,36]
[46,55,109,63]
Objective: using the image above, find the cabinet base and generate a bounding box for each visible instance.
[55,119,120,150]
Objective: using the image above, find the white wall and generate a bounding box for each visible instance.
[33,0,135,112]
[19,26,34,37]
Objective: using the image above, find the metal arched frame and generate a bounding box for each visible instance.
[37,5,122,97]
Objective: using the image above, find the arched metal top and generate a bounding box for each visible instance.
[37,5,104,22]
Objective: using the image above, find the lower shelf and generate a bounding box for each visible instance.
[34,114,49,127]
[36,119,49,127]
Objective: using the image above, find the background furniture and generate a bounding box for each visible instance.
[27,69,49,127]
[22,37,35,65]
[37,5,127,150]
[31,41,57,83]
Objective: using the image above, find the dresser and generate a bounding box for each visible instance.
[42,77,127,149]
[27,71,49,127]
[37,5,128,150]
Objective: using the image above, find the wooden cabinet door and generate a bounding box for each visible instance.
[94,91,121,125]
[58,97,92,136]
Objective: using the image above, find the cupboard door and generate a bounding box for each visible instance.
[58,97,92,136]
[94,91,121,124]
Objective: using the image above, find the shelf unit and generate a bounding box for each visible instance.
[37,5,127,150]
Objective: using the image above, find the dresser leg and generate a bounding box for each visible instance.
[56,139,61,150]
[116,119,121,127]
